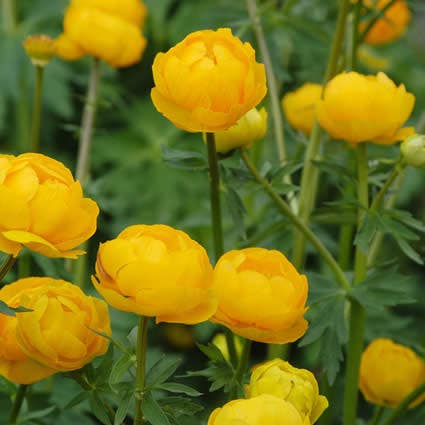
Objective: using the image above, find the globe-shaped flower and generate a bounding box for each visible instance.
[92,224,217,324]
[282,83,322,135]
[211,248,308,344]
[0,153,99,259]
[151,28,267,132]
[55,0,147,67]
[208,395,307,425]
[317,72,415,144]
[246,359,328,424]
[360,338,425,408]
[2,277,111,374]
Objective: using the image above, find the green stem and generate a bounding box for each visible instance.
[245,0,287,163]
[240,149,350,291]
[75,57,100,184]
[231,339,252,399]
[369,406,384,425]
[369,163,405,212]
[347,0,362,70]
[2,0,17,33]
[292,0,351,268]
[379,380,425,425]
[205,133,224,261]
[343,144,369,425]
[30,66,44,153]
[18,252,31,279]
[338,225,354,270]
[134,316,149,425]
[8,384,27,424]
[0,254,15,283]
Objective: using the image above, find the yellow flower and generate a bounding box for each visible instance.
[360,338,425,408]
[92,224,217,324]
[400,134,425,168]
[208,395,308,425]
[208,107,268,153]
[10,277,110,373]
[151,28,267,133]
[211,248,308,344]
[0,153,99,259]
[0,279,56,384]
[23,35,56,67]
[317,72,415,144]
[282,83,322,135]
[360,0,411,46]
[246,359,328,424]
[55,0,147,68]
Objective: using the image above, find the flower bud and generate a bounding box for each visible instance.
[360,338,425,408]
[400,134,425,168]
[23,35,56,67]
[208,395,306,425]
[211,333,243,361]
[246,359,328,424]
[207,107,268,153]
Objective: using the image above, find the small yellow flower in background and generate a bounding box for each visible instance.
[282,83,322,135]
[0,153,99,259]
[211,248,308,344]
[92,224,217,324]
[151,28,267,133]
[246,359,328,424]
[162,324,195,351]
[317,72,415,145]
[359,338,425,408]
[211,333,243,361]
[400,134,425,168]
[208,395,307,425]
[0,279,56,384]
[23,35,56,67]
[207,107,268,154]
[360,0,411,46]
[1,277,110,376]
[357,46,391,71]
[55,0,147,68]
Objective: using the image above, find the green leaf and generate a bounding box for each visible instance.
[354,212,379,253]
[153,383,202,397]
[307,273,346,305]
[146,356,182,386]
[196,343,227,362]
[350,269,416,312]
[159,396,204,418]
[387,209,425,233]
[64,391,87,409]
[161,145,207,171]
[311,159,356,183]
[89,392,112,425]
[224,185,246,239]
[142,392,171,425]
[0,377,16,395]
[20,406,56,423]
[114,392,132,425]
[109,353,136,386]
[0,300,32,317]
[395,238,423,265]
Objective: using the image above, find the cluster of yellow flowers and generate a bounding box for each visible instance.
[210,358,328,425]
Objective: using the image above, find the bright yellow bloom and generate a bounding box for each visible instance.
[208,395,308,425]
[151,28,267,133]
[401,134,425,168]
[55,0,147,68]
[23,35,56,67]
[317,72,415,144]
[0,279,56,384]
[92,224,217,324]
[10,277,110,373]
[246,359,328,424]
[360,338,425,408]
[282,83,322,135]
[211,248,308,344]
[209,107,268,153]
[0,153,99,259]
[360,0,411,46]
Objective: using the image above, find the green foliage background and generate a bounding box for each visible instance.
[0,0,424,424]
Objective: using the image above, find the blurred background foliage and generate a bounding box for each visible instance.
[0,0,424,424]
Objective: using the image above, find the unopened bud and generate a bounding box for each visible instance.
[23,35,56,67]
[400,134,425,168]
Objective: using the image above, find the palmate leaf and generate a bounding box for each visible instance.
[146,356,183,387]
[142,392,171,425]
[161,145,207,171]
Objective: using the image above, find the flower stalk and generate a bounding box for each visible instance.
[30,65,44,152]
[8,384,27,425]
[134,316,149,425]
[343,143,369,425]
